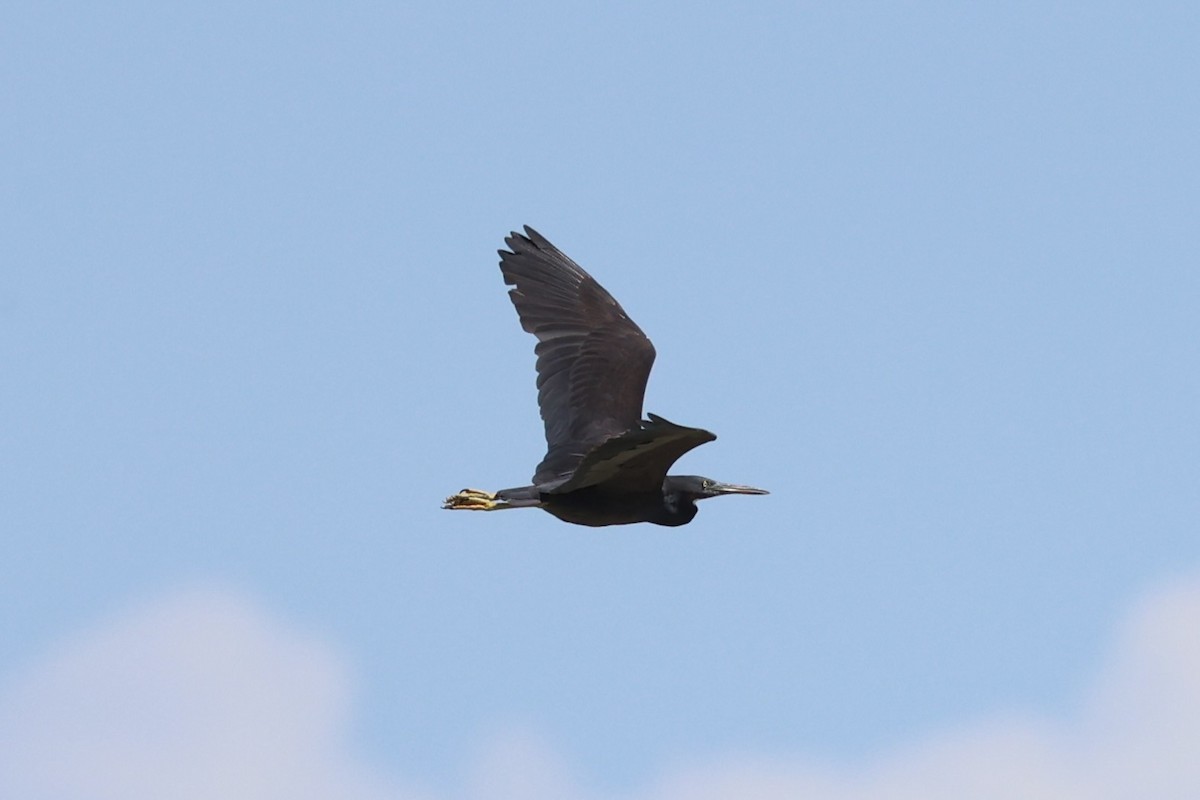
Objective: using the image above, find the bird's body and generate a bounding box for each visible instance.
[490,483,692,528]
[443,227,766,526]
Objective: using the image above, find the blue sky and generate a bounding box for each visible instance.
[3,2,1198,797]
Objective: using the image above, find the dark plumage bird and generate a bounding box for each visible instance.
[443,227,767,526]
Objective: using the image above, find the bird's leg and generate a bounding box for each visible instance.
[442,488,503,511]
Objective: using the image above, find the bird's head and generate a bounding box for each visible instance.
[664,475,769,503]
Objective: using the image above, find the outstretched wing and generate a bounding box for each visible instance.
[499,226,656,485]
[540,414,716,494]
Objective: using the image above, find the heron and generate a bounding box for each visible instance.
[443,227,768,527]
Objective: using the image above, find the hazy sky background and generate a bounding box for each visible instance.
[3,3,1198,797]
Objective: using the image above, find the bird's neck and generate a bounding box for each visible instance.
[658,490,698,527]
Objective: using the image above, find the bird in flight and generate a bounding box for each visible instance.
[443,227,767,526]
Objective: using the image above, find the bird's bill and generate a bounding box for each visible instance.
[708,481,769,496]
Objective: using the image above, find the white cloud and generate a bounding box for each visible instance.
[632,573,1200,800]
[0,587,429,800]
[2,575,1199,800]
[464,728,590,800]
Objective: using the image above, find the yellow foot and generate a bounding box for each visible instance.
[442,488,499,511]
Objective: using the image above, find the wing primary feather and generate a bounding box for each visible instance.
[498,228,657,485]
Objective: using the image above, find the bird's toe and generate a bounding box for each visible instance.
[442,488,498,510]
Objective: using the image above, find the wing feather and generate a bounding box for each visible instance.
[498,227,657,484]
[542,414,716,493]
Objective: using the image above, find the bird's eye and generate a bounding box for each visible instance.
[702,480,711,489]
